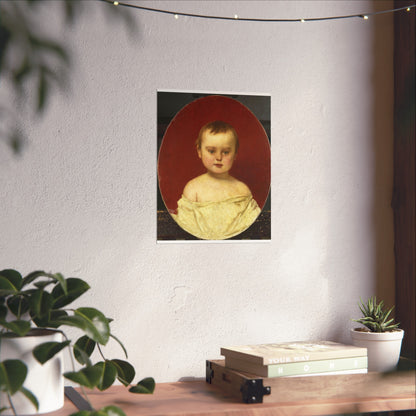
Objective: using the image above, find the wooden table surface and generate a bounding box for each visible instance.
[50,370,416,416]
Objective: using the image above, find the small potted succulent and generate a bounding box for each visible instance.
[351,296,404,372]
[0,269,155,416]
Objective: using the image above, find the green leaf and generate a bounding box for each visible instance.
[51,278,90,309]
[23,271,67,293]
[0,303,7,321]
[29,289,53,317]
[22,270,51,287]
[128,377,155,394]
[74,308,110,345]
[94,361,117,391]
[47,309,69,328]
[33,280,54,290]
[74,335,96,365]
[110,359,135,386]
[64,366,102,389]
[20,386,39,411]
[54,309,109,345]
[0,270,22,291]
[73,350,92,368]
[0,359,27,395]
[383,306,394,321]
[110,334,128,359]
[33,340,70,364]
[0,319,31,336]
[73,336,95,364]
[52,273,67,294]
[0,276,19,297]
[97,406,127,416]
[355,296,400,332]
[69,407,126,416]
[52,315,89,333]
[68,412,91,416]
[29,290,53,326]
[7,295,30,318]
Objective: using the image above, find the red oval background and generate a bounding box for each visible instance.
[158,95,271,213]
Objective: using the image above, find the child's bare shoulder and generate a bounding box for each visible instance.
[233,178,252,196]
[182,175,205,201]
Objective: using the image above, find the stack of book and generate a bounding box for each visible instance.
[220,340,368,378]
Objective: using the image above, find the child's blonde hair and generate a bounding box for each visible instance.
[196,121,239,152]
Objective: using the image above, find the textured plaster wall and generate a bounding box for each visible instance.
[0,1,394,382]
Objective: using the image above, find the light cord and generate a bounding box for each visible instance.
[100,1,415,23]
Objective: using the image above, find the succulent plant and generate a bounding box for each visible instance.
[353,296,400,333]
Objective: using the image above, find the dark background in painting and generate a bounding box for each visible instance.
[157,91,271,240]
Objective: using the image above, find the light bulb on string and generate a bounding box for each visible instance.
[101,1,416,23]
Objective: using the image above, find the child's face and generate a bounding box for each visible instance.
[197,130,237,176]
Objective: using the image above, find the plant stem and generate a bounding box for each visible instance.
[61,331,94,411]
[7,393,17,416]
[17,297,22,320]
[97,343,106,361]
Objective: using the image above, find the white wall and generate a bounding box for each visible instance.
[0,1,394,382]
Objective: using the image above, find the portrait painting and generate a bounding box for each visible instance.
[157,91,271,241]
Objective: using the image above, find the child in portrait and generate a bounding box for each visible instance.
[172,120,261,240]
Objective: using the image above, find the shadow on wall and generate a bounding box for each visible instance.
[391,0,415,360]
[321,1,396,344]
[371,4,395,307]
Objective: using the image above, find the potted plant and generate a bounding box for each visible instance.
[351,296,404,372]
[0,269,155,416]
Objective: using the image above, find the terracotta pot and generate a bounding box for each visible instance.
[0,329,64,415]
[350,328,404,372]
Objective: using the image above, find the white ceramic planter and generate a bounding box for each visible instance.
[0,329,64,415]
[351,328,404,372]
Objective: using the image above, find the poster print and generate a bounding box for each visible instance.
[157,91,271,241]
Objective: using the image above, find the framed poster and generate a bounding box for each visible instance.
[157,91,271,242]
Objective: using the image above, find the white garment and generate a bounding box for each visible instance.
[173,194,261,240]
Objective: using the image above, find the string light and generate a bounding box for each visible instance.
[99,0,415,23]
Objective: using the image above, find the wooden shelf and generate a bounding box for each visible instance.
[51,366,415,416]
